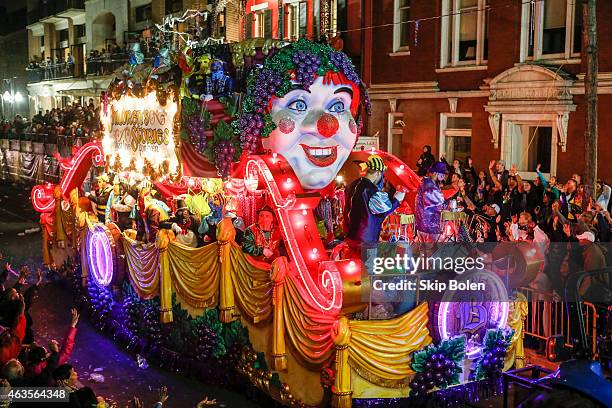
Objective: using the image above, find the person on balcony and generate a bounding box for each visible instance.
[242,207,282,262]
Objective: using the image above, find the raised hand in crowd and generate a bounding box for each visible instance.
[70,308,80,328]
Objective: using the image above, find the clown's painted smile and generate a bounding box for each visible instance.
[300,144,338,167]
[266,76,358,190]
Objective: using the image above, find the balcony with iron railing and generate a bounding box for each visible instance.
[26,53,138,84]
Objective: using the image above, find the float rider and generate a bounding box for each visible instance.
[344,155,406,245]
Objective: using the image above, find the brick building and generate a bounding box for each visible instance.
[362,0,611,182]
[241,0,364,60]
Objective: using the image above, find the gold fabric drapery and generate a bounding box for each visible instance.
[166,242,220,309]
[122,234,161,299]
[228,242,273,323]
[347,302,432,388]
[282,271,338,366]
[505,293,528,370]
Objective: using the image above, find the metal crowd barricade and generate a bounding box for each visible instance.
[517,286,600,356]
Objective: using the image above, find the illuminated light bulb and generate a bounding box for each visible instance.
[301,209,307,216]
[272,153,278,159]
[336,175,344,183]
[286,177,292,184]
[349,261,356,268]
[188,178,195,187]
[399,165,405,171]
[312,248,318,254]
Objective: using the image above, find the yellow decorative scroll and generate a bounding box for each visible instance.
[347,302,432,388]
[122,233,160,300]
[505,293,528,370]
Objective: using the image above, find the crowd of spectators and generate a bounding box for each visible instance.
[26,43,132,82]
[412,147,612,299]
[86,45,130,77]
[0,100,99,143]
[0,252,220,407]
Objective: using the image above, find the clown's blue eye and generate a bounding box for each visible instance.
[329,101,345,113]
[288,100,307,112]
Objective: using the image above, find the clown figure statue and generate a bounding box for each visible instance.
[237,39,370,191]
[242,207,282,262]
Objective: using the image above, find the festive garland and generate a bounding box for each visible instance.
[233,38,371,155]
[409,335,466,396]
[470,328,514,381]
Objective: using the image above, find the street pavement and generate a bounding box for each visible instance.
[0,182,262,407]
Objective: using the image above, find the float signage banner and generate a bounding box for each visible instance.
[101,91,179,173]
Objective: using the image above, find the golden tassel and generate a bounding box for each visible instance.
[157,230,173,323]
[331,316,352,408]
[271,257,288,371]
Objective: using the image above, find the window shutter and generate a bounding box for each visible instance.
[245,13,252,39]
[278,5,285,39]
[299,2,307,38]
[264,9,273,38]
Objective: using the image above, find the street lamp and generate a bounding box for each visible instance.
[1,78,23,119]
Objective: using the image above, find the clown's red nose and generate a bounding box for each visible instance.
[317,113,339,138]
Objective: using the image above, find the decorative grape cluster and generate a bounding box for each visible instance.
[193,322,220,361]
[187,113,208,155]
[142,303,162,345]
[213,139,236,179]
[292,51,321,89]
[479,343,507,375]
[237,113,263,154]
[409,353,457,396]
[122,294,141,336]
[87,281,113,331]
[329,51,360,84]
[252,69,283,113]
[471,328,513,381]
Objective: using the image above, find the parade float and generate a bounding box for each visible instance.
[29,36,528,407]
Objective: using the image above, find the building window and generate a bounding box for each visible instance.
[165,0,182,14]
[286,1,307,40]
[59,29,69,43]
[287,4,299,39]
[521,0,582,61]
[136,4,152,23]
[254,11,265,37]
[393,0,411,52]
[440,0,489,67]
[439,114,472,164]
[74,24,85,39]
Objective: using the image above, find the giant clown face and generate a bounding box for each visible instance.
[266,75,359,190]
